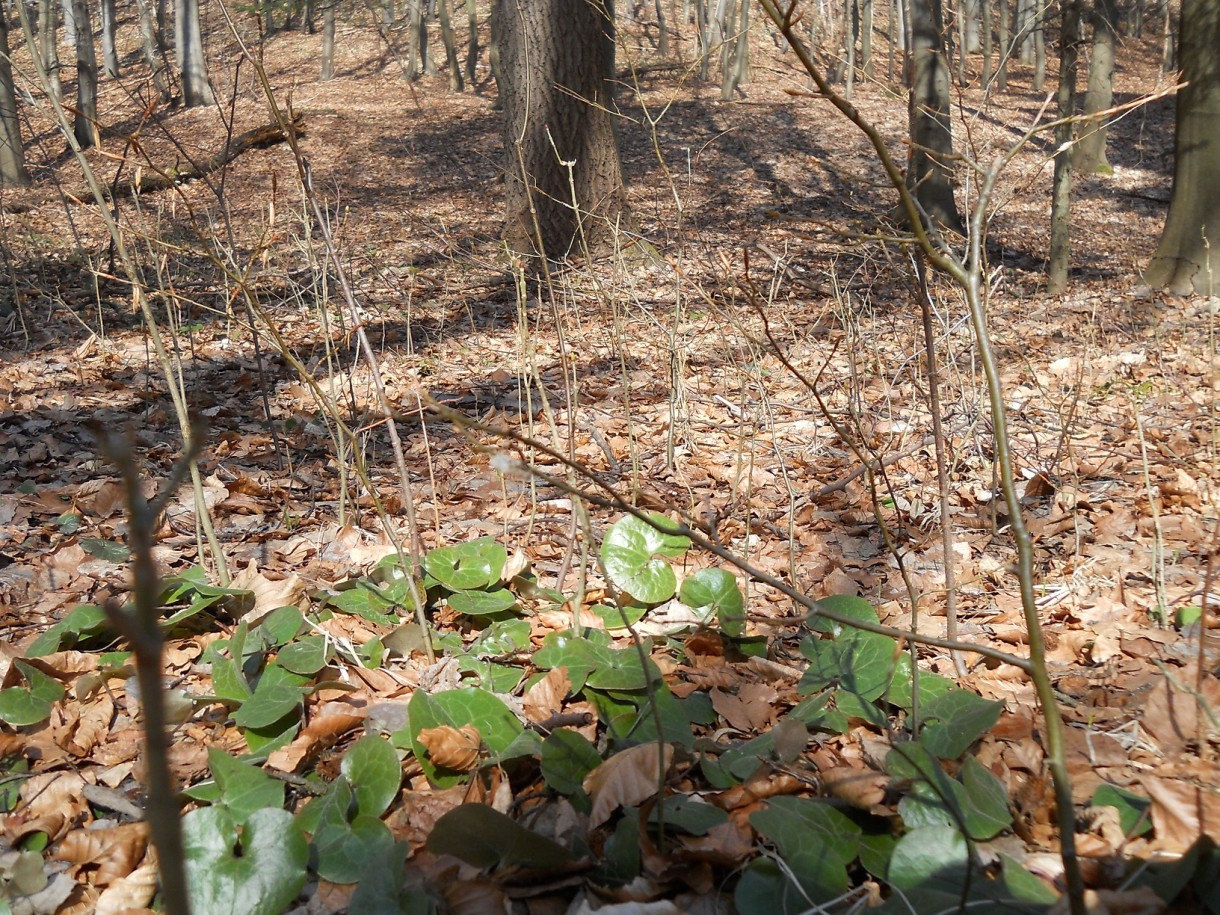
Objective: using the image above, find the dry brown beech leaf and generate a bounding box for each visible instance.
[583,743,674,830]
[418,724,482,771]
[94,858,158,915]
[54,821,149,886]
[820,766,890,810]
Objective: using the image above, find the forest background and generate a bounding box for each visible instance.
[0,0,1218,913]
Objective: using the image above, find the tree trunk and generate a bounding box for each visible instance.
[1032,10,1045,89]
[1048,0,1080,293]
[906,0,963,233]
[134,0,171,100]
[496,0,627,258]
[321,2,335,79]
[72,0,99,148]
[62,0,77,46]
[1074,0,1117,174]
[655,0,669,56]
[996,0,1007,89]
[1160,0,1174,73]
[980,0,992,87]
[1143,0,1220,294]
[100,0,119,76]
[860,0,873,75]
[175,0,213,106]
[0,11,31,187]
[1016,0,1033,61]
[437,0,462,90]
[465,0,478,84]
[39,0,62,103]
[843,0,855,97]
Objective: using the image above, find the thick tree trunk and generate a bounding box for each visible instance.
[72,0,99,149]
[1048,0,1080,293]
[1074,0,1117,174]
[1143,0,1220,294]
[62,0,77,46]
[175,0,213,106]
[0,11,31,187]
[497,0,627,258]
[465,0,478,84]
[39,0,62,103]
[101,0,119,76]
[906,0,963,233]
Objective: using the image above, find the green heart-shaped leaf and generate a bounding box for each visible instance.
[183,807,307,915]
[679,568,745,636]
[424,538,507,592]
[601,513,690,603]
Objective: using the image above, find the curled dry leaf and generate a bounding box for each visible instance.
[820,766,889,811]
[1047,886,1166,915]
[522,667,572,724]
[94,859,158,915]
[68,694,115,758]
[19,771,89,828]
[417,724,483,772]
[231,560,307,628]
[53,821,148,886]
[584,743,675,830]
[266,709,365,773]
[1142,775,1220,853]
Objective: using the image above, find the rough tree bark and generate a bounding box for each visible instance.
[0,10,31,187]
[1074,0,1117,175]
[101,0,120,77]
[72,0,99,149]
[175,0,213,106]
[906,0,964,233]
[134,0,172,100]
[1143,0,1220,294]
[496,0,627,258]
[39,0,62,103]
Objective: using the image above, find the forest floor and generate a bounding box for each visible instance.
[1,7,1218,915]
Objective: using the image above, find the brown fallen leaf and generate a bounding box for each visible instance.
[418,724,483,772]
[94,858,158,915]
[584,743,674,829]
[820,766,889,810]
[54,820,148,886]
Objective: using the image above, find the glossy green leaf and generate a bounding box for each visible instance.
[447,587,517,617]
[27,604,110,657]
[1092,784,1153,837]
[919,689,1004,759]
[540,729,601,795]
[998,853,1060,904]
[205,748,284,825]
[275,636,331,676]
[326,585,398,626]
[649,795,727,835]
[468,619,531,658]
[347,840,434,915]
[886,825,970,892]
[534,632,612,693]
[295,776,354,836]
[313,814,395,884]
[183,807,307,915]
[592,604,648,630]
[806,593,880,637]
[424,538,507,592]
[405,689,523,786]
[0,688,55,727]
[679,568,745,636]
[601,513,690,603]
[80,538,129,563]
[799,629,897,699]
[750,796,861,869]
[258,607,305,647]
[735,855,846,915]
[426,804,578,869]
[886,656,957,711]
[232,683,304,729]
[584,648,661,691]
[340,736,402,818]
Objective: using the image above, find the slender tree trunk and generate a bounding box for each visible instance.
[907,0,963,232]
[956,0,967,84]
[860,0,873,75]
[39,0,62,103]
[437,0,462,89]
[721,0,748,97]
[888,0,897,82]
[655,0,669,56]
[1017,0,1033,61]
[465,0,478,84]
[496,0,627,258]
[100,0,120,77]
[134,0,171,99]
[1143,0,1220,293]
[981,0,992,87]
[1075,0,1117,174]
[843,0,855,96]
[1033,9,1045,89]
[175,0,213,106]
[72,0,98,148]
[996,0,1008,89]
[62,0,77,46]
[321,1,335,79]
[0,11,31,187]
[1048,0,1080,293]
[405,0,420,76]
[1160,0,1174,73]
